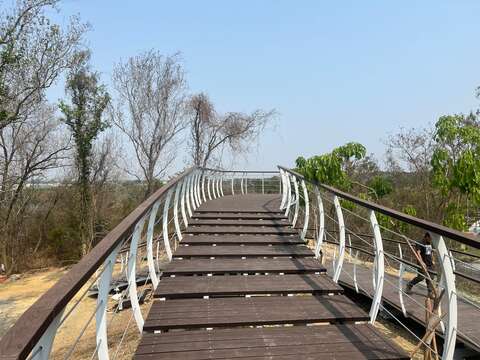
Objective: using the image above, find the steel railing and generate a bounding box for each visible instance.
[0,168,280,360]
[278,165,480,360]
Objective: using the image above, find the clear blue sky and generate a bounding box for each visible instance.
[53,0,480,172]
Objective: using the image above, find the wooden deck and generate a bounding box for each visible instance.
[180,234,305,245]
[136,194,408,359]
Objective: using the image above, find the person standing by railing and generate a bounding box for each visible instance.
[405,232,435,297]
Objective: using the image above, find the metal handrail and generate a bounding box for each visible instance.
[278,165,461,360]
[279,166,480,250]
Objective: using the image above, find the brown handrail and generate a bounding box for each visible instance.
[279,166,480,250]
[202,168,279,174]
[0,167,195,360]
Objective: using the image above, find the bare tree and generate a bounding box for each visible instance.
[0,0,88,130]
[385,126,439,219]
[0,101,69,272]
[187,92,275,168]
[111,50,187,196]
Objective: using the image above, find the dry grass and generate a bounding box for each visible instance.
[0,266,151,359]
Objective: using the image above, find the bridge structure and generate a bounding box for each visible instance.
[0,167,479,359]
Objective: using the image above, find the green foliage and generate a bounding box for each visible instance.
[443,203,468,231]
[402,204,417,217]
[340,199,356,211]
[397,205,417,233]
[59,51,110,254]
[60,53,110,181]
[376,212,393,230]
[295,142,366,189]
[431,114,480,204]
[367,176,393,198]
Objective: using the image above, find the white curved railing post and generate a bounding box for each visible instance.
[128,215,147,333]
[180,178,189,227]
[219,175,224,196]
[30,310,65,360]
[284,173,292,217]
[197,171,203,205]
[300,180,309,240]
[279,169,287,209]
[188,173,197,210]
[146,201,161,290]
[196,171,203,205]
[173,181,183,242]
[96,243,122,360]
[240,176,244,194]
[291,176,300,227]
[369,210,384,324]
[163,188,174,261]
[432,233,457,360]
[201,171,207,202]
[231,175,235,195]
[207,175,212,200]
[192,171,199,207]
[216,176,221,197]
[193,171,200,208]
[397,243,407,317]
[185,174,193,217]
[332,195,345,283]
[212,174,218,199]
[314,187,325,259]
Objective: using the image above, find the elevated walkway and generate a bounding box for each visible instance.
[2,167,478,360]
[136,195,408,359]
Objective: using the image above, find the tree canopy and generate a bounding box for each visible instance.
[295,142,366,189]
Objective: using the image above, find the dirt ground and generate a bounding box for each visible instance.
[0,267,146,359]
[1,261,426,359]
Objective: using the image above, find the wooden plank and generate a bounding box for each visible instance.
[143,295,369,331]
[196,194,282,213]
[188,219,291,227]
[173,245,314,258]
[181,234,305,245]
[185,226,297,235]
[162,258,326,276]
[192,212,287,220]
[135,324,409,359]
[154,274,343,298]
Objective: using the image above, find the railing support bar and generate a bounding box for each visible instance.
[397,243,407,317]
[128,215,147,333]
[332,195,345,283]
[173,181,183,242]
[180,178,188,227]
[300,179,309,240]
[369,210,384,324]
[30,310,65,360]
[432,233,457,360]
[146,202,161,289]
[314,187,325,259]
[280,169,287,209]
[163,189,174,261]
[96,242,122,360]
[284,173,292,217]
